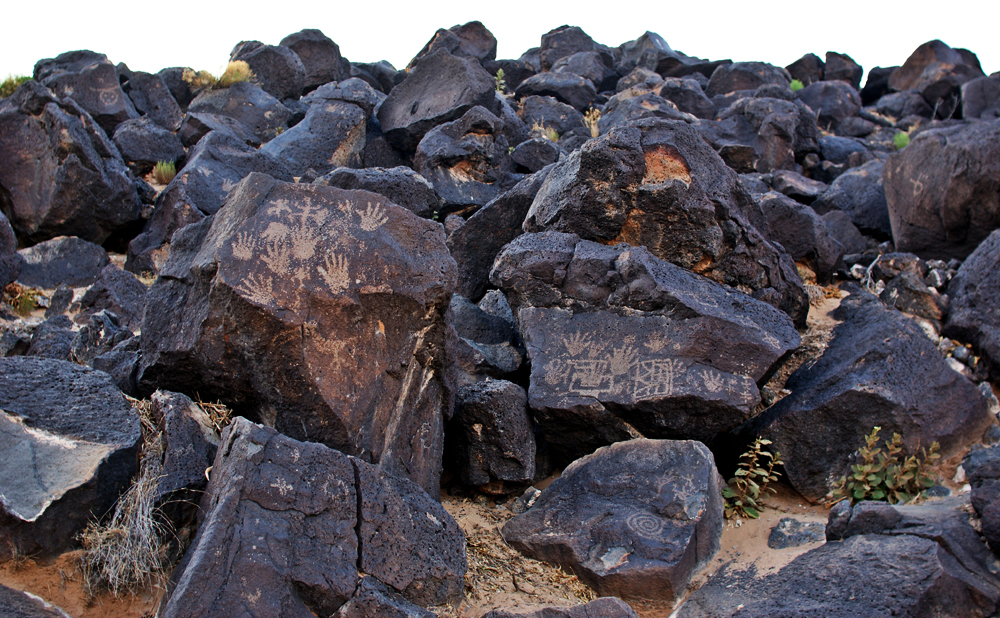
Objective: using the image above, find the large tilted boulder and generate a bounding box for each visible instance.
[187,81,292,144]
[758,191,844,280]
[678,498,1000,617]
[161,418,465,618]
[492,232,799,462]
[883,118,1000,260]
[279,29,352,91]
[944,229,1000,378]
[33,50,140,134]
[377,49,496,151]
[259,95,368,177]
[15,236,109,288]
[315,166,441,219]
[889,39,985,119]
[748,290,994,502]
[138,173,457,495]
[409,21,497,69]
[0,81,141,246]
[704,61,791,97]
[0,357,141,562]
[962,74,1000,120]
[124,70,184,131]
[503,439,722,608]
[812,159,891,239]
[230,41,307,101]
[524,118,808,325]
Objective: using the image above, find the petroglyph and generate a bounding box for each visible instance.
[644,334,669,353]
[568,359,614,396]
[565,332,594,356]
[232,232,255,260]
[544,359,573,385]
[634,359,685,399]
[358,202,388,231]
[319,254,350,293]
[626,512,666,539]
[98,88,120,106]
[609,345,638,376]
[703,369,725,393]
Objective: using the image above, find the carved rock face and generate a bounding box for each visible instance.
[139,173,457,495]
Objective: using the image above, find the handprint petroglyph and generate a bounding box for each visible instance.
[319,254,350,293]
[358,202,388,232]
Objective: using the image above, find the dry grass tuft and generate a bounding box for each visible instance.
[530,121,559,142]
[195,397,233,433]
[582,107,601,138]
[2,282,42,316]
[79,437,170,598]
[216,61,254,88]
[151,160,177,185]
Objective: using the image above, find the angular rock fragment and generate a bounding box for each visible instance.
[758,191,844,280]
[124,71,184,131]
[112,116,185,175]
[315,166,441,219]
[944,229,1000,377]
[280,29,351,91]
[188,81,292,143]
[812,159,891,238]
[889,40,985,118]
[515,72,598,111]
[705,61,791,97]
[34,50,139,134]
[259,96,367,177]
[74,264,147,331]
[16,236,109,289]
[230,41,306,100]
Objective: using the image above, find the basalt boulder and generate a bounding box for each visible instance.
[230,41,307,101]
[315,166,441,219]
[748,290,994,502]
[74,263,147,331]
[483,598,638,618]
[758,191,844,280]
[0,357,141,562]
[944,229,1000,378]
[112,116,186,175]
[523,118,808,325]
[658,78,716,120]
[188,81,292,144]
[884,118,1000,260]
[962,74,1000,120]
[279,29,352,91]
[15,236,109,288]
[539,26,600,72]
[517,95,585,139]
[704,62,791,97]
[34,50,140,134]
[812,160,891,238]
[138,173,457,495]
[178,111,260,147]
[502,439,722,608]
[124,71,184,131]
[408,21,497,69]
[259,97,367,177]
[0,211,19,288]
[514,72,597,112]
[0,81,141,247]
[796,80,861,133]
[889,40,985,119]
[492,233,800,462]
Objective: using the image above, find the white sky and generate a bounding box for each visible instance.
[2,0,996,87]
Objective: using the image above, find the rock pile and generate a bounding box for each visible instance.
[1,20,999,618]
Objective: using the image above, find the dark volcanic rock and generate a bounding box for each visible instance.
[0,357,140,562]
[447,379,534,492]
[377,49,496,152]
[597,90,690,134]
[125,71,184,131]
[280,29,351,90]
[188,81,292,143]
[524,118,808,325]
[161,418,465,618]
[259,97,367,177]
[796,80,861,132]
[553,51,617,93]
[16,236,109,288]
[315,166,441,219]
[34,50,139,134]
[962,74,1000,120]
[91,337,142,397]
[812,159,891,238]
[333,577,435,618]
[447,167,550,300]
[70,309,132,364]
[414,106,515,216]
[658,78,716,120]
[821,210,869,255]
[0,583,72,617]
[769,169,828,204]
[0,81,142,246]
[749,291,994,502]
[75,264,147,331]
[511,138,561,172]
[767,518,825,549]
[514,72,598,112]
[177,111,259,147]
[705,62,791,97]
[25,315,75,360]
[503,439,722,606]
[482,597,638,618]
[539,26,599,72]
[138,174,456,495]
[148,390,219,504]
[944,229,1000,377]
[758,191,843,280]
[824,51,863,90]
[517,95,585,138]
[884,118,1000,260]
[889,40,985,118]
[112,116,186,175]
[785,53,823,86]
[409,21,497,69]
[492,233,799,462]
[876,91,933,121]
[0,211,20,288]
[230,41,306,100]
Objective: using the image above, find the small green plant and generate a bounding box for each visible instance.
[722,437,783,519]
[0,74,31,98]
[151,160,177,185]
[216,60,254,88]
[831,426,940,505]
[495,68,506,93]
[893,131,911,150]
[582,107,601,138]
[789,78,804,92]
[3,282,42,316]
[531,120,559,142]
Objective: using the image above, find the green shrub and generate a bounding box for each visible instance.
[722,437,783,519]
[151,160,177,185]
[831,426,940,505]
[495,68,506,93]
[2,283,41,316]
[0,75,30,98]
[789,79,804,92]
[893,131,910,150]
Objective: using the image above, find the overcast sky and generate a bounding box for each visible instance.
[2,0,996,87]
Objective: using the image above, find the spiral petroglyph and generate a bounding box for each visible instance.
[626,512,665,539]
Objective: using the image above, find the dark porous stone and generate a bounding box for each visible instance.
[188,81,292,144]
[812,160,891,239]
[177,111,259,148]
[0,357,140,562]
[75,264,147,331]
[138,174,456,496]
[482,597,639,618]
[796,80,861,132]
[552,51,617,93]
[259,98,367,177]
[824,51,863,90]
[658,77,716,120]
[821,210,869,255]
[280,29,351,91]
[944,229,1000,378]
[230,41,306,101]
[758,191,844,281]
[25,315,75,360]
[511,138,561,173]
[502,439,722,607]
[889,40,985,119]
[962,74,1000,120]
[333,577,435,618]
[517,95,584,139]
[315,166,441,219]
[769,169,828,204]
[539,25,599,72]
[112,116,185,175]
[876,91,933,121]
[70,309,132,364]
[16,236,109,289]
[125,71,184,131]
[0,583,72,617]
[409,21,497,70]
[90,336,141,397]
[34,50,139,134]
[705,61,791,97]
[879,271,944,320]
[514,72,598,112]
[786,53,823,86]
[767,517,826,549]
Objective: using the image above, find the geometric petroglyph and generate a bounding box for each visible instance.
[626,512,666,539]
[544,359,573,385]
[634,359,685,399]
[567,359,613,397]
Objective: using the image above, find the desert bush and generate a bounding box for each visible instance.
[831,426,940,505]
[582,107,601,138]
[0,74,30,98]
[495,68,506,93]
[2,282,42,316]
[789,79,804,92]
[151,160,177,185]
[722,437,783,519]
[893,131,910,150]
[531,120,559,142]
[181,61,254,92]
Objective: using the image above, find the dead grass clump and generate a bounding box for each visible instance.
[2,282,42,316]
[196,397,233,433]
[79,437,170,598]
[182,61,254,92]
[530,120,559,142]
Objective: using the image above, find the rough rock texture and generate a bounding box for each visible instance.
[34,50,140,134]
[704,62,791,97]
[177,111,260,147]
[963,444,1000,556]
[74,264,147,331]
[539,26,600,72]
[0,357,141,562]
[446,379,534,492]
[758,191,843,280]
[230,41,307,101]
[0,211,20,287]
[124,71,184,131]
[161,418,465,618]
[812,159,891,238]
[482,597,639,618]
[748,290,994,502]
[884,118,1000,260]
[333,577,435,618]
[514,72,598,112]
[15,236,109,288]
[523,118,808,325]
[149,390,219,500]
[492,233,799,462]
[0,81,141,246]
[315,166,441,219]
[279,29,351,91]
[377,49,496,152]
[944,229,1000,377]
[125,130,292,274]
[767,518,825,549]
[962,74,1000,120]
[414,106,515,216]
[409,21,497,69]
[138,174,456,495]
[503,439,722,605]
[70,310,132,364]
[511,138,561,173]
[188,81,292,144]
[796,80,861,132]
[658,78,716,120]
[517,95,585,139]
[889,40,985,118]
[0,584,72,618]
[824,52,863,89]
[259,97,367,177]
[447,168,550,300]
[112,116,186,174]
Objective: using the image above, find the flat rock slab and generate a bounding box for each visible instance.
[767,518,825,549]
[0,357,140,562]
[482,597,639,618]
[15,236,109,289]
[139,173,457,496]
[162,417,465,618]
[502,439,722,606]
